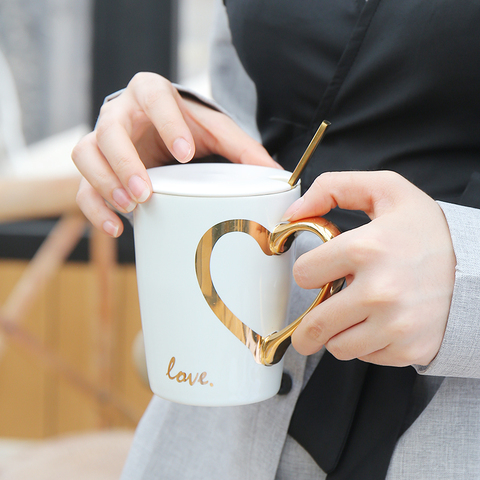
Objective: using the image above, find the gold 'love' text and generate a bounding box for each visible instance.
[166,357,213,387]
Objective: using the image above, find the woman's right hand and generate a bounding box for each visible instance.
[72,72,278,237]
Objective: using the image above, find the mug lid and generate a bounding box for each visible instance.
[147,163,294,197]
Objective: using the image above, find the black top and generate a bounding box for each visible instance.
[226,0,480,229]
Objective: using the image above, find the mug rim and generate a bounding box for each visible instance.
[147,163,296,198]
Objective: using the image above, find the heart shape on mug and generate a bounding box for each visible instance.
[195,218,343,366]
[209,230,289,337]
[195,219,279,364]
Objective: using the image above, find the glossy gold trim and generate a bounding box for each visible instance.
[195,217,343,366]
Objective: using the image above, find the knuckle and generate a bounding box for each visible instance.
[130,71,163,89]
[78,170,111,200]
[75,183,91,209]
[312,175,324,190]
[143,88,165,111]
[95,114,117,138]
[375,171,406,201]
[97,100,120,123]
[363,279,400,307]
[386,317,414,340]
[129,72,175,110]
[310,174,331,195]
[382,170,403,184]
[157,118,177,138]
[71,132,96,164]
[75,187,86,207]
[130,71,150,85]
[141,81,174,113]
[346,235,385,267]
[94,168,112,188]
[71,139,87,165]
[303,318,326,345]
[98,101,110,117]
[314,172,334,186]
[111,152,134,174]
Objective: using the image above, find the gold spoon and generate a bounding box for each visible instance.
[288,120,330,187]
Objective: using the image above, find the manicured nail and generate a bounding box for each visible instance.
[172,137,192,163]
[128,175,150,203]
[112,187,136,212]
[281,197,304,221]
[103,220,120,238]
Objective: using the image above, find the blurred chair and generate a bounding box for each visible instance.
[0,48,142,426]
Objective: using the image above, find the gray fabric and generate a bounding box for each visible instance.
[277,375,480,480]
[208,0,261,142]
[121,2,480,478]
[387,377,480,479]
[415,202,480,378]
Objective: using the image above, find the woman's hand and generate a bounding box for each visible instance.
[283,171,456,367]
[72,72,278,237]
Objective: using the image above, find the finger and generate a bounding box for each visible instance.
[179,97,280,168]
[292,226,369,290]
[129,73,195,163]
[282,170,411,221]
[325,320,390,362]
[358,347,420,367]
[291,283,369,355]
[358,349,399,367]
[95,73,198,203]
[218,131,280,168]
[206,115,280,168]
[358,346,412,367]
[357,322,441,367]
[76,178,124,238]
[72,132,138,213]
[94,119,153,203]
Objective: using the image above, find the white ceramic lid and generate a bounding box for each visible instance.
[147,163,294,197]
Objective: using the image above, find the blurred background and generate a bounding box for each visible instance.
[0,0,215,478]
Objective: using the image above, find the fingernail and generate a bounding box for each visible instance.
[112,187,136,212]
[103,220,120,237]
[172,137,192,163]
[128,175,150,203]
[281,197,304,221]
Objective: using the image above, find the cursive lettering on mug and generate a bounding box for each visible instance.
[166,357,213,387]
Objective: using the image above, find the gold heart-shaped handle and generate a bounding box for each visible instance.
[195,217,344,366]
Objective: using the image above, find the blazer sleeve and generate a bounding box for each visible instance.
[415,201,480,378]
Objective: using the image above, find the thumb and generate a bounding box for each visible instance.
[282,171,410,221]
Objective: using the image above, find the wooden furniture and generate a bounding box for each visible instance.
[0,129,151,438]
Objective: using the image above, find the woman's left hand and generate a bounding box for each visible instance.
[283,171,456,367]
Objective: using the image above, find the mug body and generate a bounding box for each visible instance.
[133,164,300,406]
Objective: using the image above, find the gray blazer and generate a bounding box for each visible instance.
[120,2,480,478]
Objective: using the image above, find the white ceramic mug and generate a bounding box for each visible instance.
[133,163,342,406]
